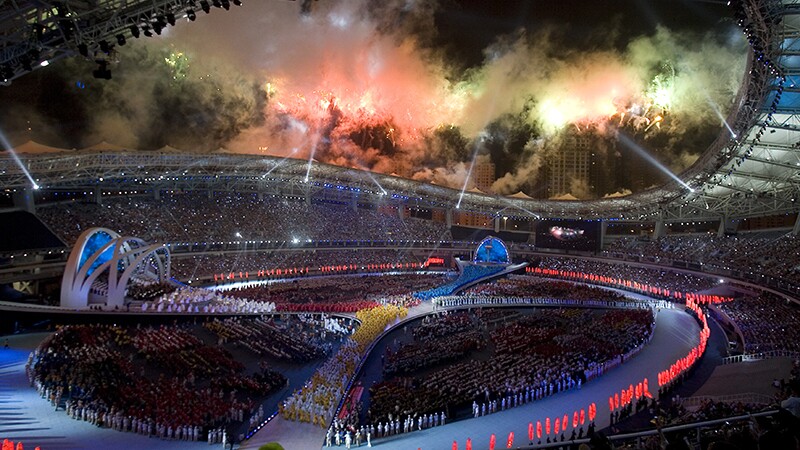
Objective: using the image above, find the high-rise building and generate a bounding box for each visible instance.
[546,134,591,198]
[454,210,493,228]
[472,160,496,193]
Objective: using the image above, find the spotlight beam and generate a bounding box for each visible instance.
[352,163,388,195]
[263,148,299,178]
[499,198,541,219]
[365,171,387,195]
[0,129,40,190]
[304,135,319,183]
[456,144,481,209]
[616,132,694,192]
[705,96,737,138]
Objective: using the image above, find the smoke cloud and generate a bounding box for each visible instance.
[0,0,747,199]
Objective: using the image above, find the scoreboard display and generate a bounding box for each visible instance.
[535,220,600,252]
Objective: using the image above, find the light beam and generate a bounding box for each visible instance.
[456,140,483,209]
[304,133,320,183]
[616,132,694,192]
[499,198,541,219]
[364,170,387,195]
[262,147,299,178]
[0,129,40,190]
[705,96,737,139]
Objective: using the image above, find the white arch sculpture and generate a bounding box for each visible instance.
[60,227,171,309]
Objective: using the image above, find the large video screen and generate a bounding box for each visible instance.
[535,220,600,252]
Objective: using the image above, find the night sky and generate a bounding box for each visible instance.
[433,0,732,67]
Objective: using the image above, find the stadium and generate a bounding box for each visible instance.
[1,1,800,449]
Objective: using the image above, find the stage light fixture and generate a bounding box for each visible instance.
[187,9,197,20]
[143,26,153,37]
[167,13,176,26]
[129,24,140,38]
[152,18,165,34]
[212,0,222,8]
[221,0,230,9]
[116,34,126,46]
[99,40,110,53]
[200,1,211,13]
[233,0,242,5]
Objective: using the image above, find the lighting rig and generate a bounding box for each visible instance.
[0,0,243,85]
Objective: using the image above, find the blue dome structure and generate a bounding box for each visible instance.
[473,236,510,265]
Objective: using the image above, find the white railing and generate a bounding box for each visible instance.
[721,350,800,365]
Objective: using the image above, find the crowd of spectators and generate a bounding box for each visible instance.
[536,257,720,293]
[202,315,346,361]
[714,292,800,353]
[383,312,484,377]
[170,249,429,281]
[513,260,800,359]
[366,306,654,430]
[27,316,339,442]
[220,274,441,313]
[37,192,452,245]
[465,276,630,302]
[30,324,276,441]
[434,276,672,312]
[603,232,800,285]
[125,281,177,301]
[139,286,277,314]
